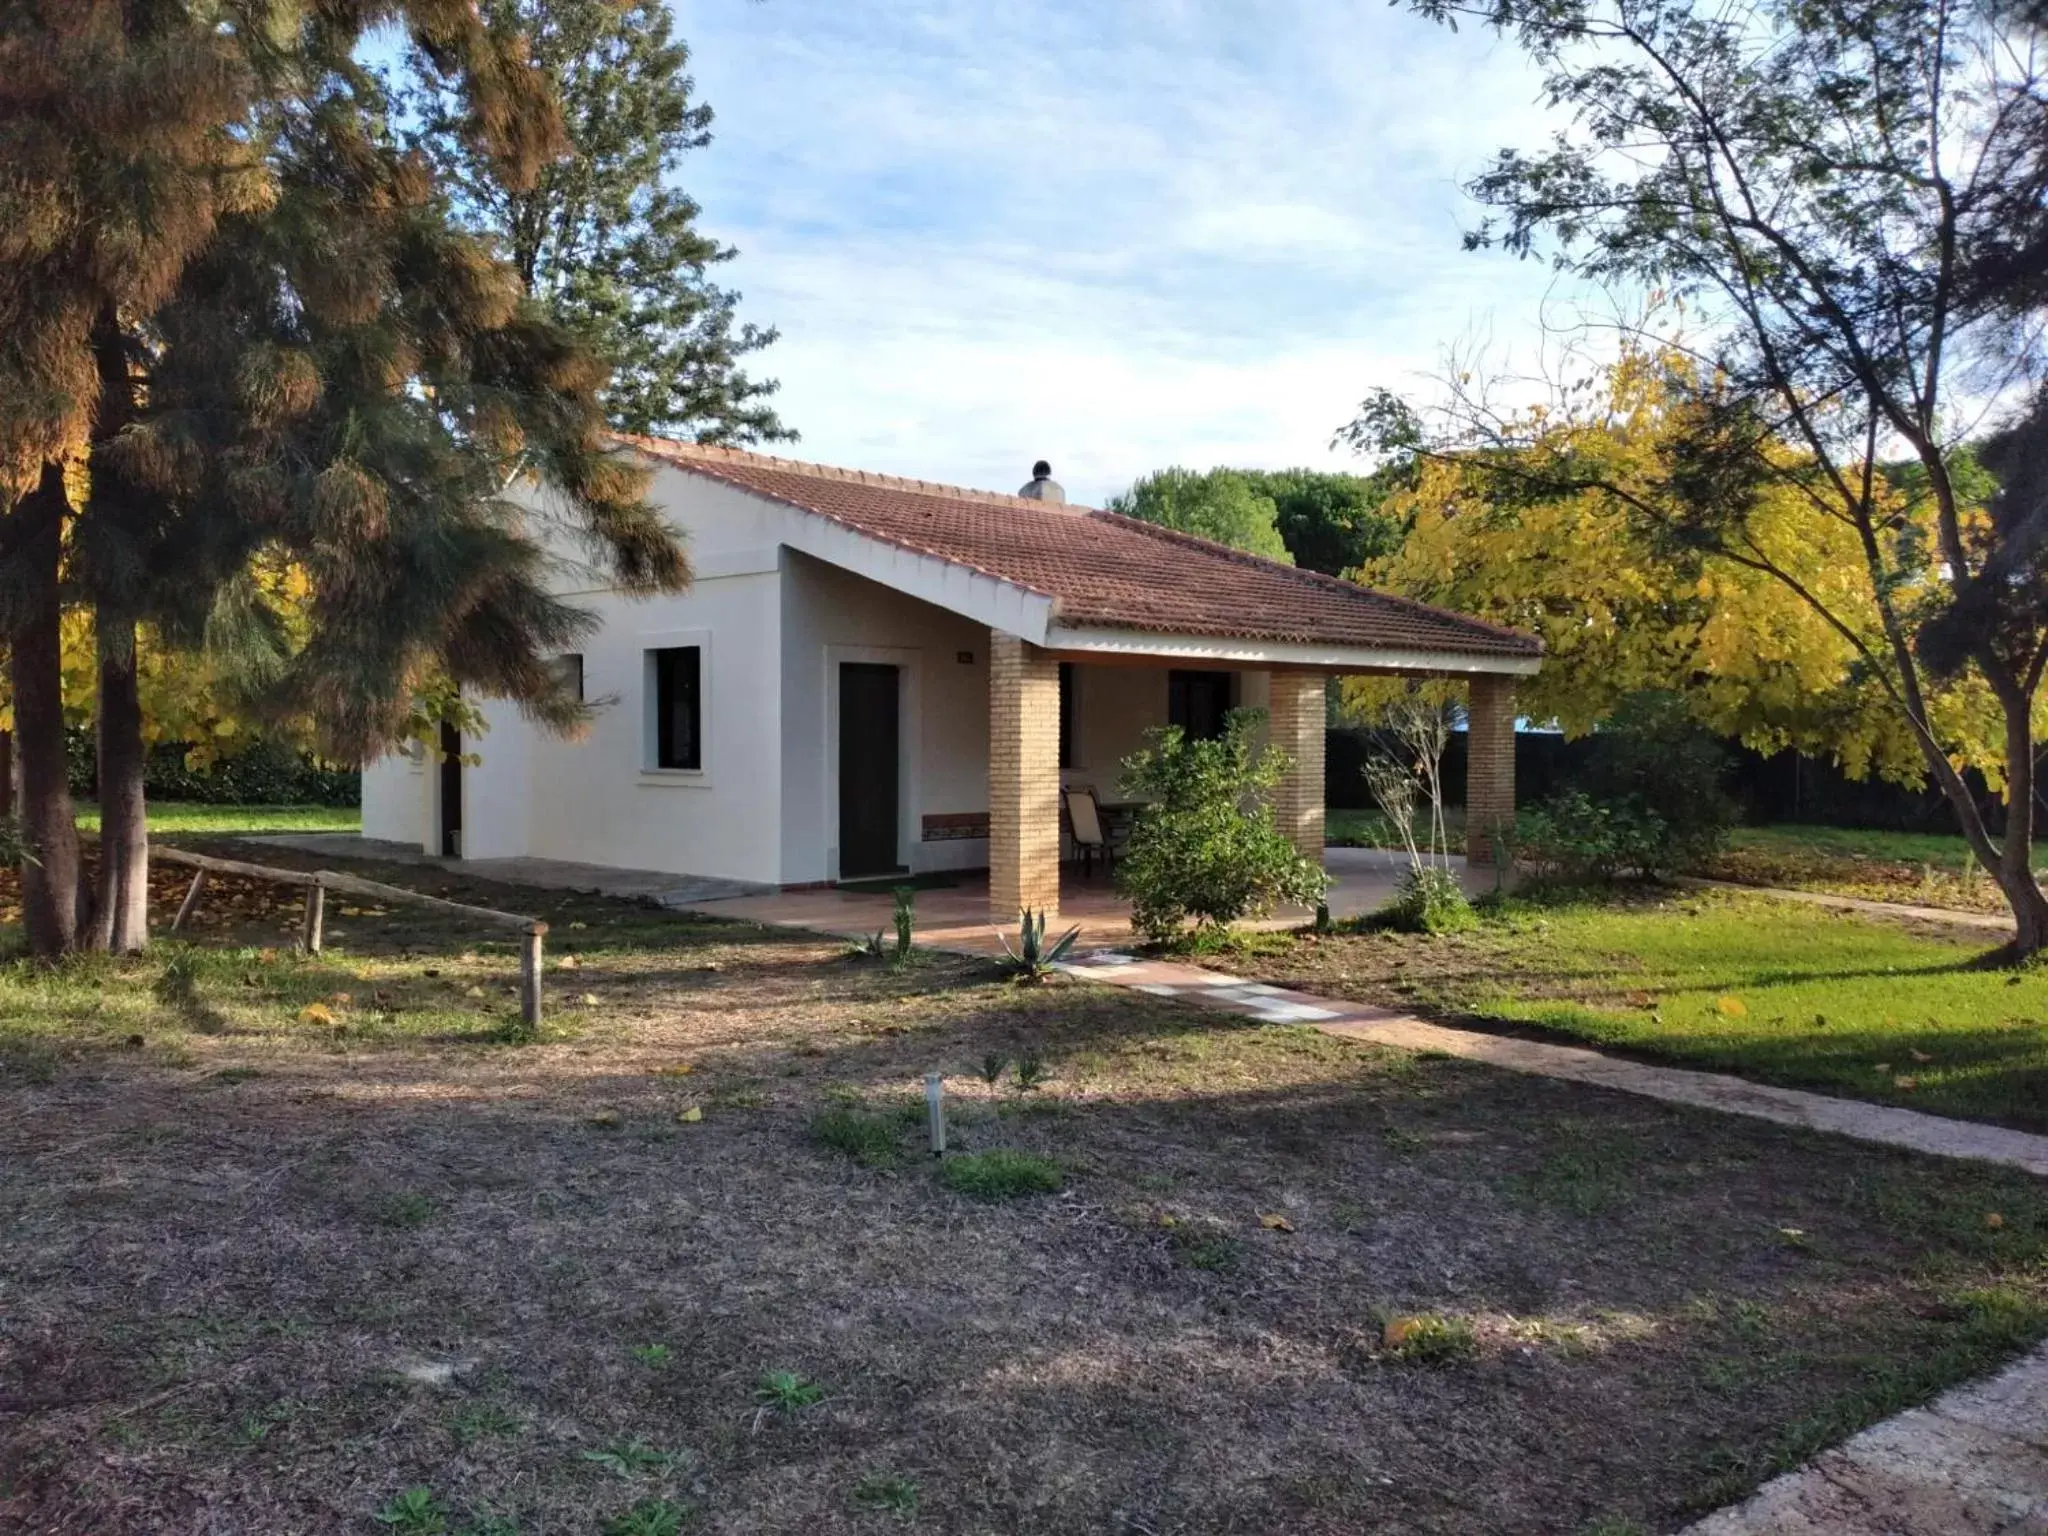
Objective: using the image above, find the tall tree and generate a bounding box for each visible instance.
[1351,350,1981,782]
[1107,468,1294,562]
[1373,0,2048,954]
[1246,468,1404,576]
[406,0,791,445]
[0,2,686,956]
[1105,466,1402,573]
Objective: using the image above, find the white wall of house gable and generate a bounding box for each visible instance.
[462,697,534,860]
[515,572,783,881]
[779,551,991,884]
[354,471,789,881]
[361,747,426,846]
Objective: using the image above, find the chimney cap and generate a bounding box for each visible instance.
[1018,461,1065,503]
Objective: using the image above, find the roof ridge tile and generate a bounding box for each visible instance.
[614,431,1094,515]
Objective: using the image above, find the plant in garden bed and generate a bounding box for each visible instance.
[1377,865,1480,935]
[1357,688,1479,933]
[940,1149,1064,1199]
[890,886,916,965]
[849,1472,919,1519]
[999,908,1079,981]
[755,1370,826,1415]
[1378,1312,1480,1366]
[1115,709,1327,944]
[811,1106,903,1168]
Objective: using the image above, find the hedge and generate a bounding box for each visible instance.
[64,733,360,807]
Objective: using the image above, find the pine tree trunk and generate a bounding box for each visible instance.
[0,728,13,821]
[87,611,149,953]
[7,465,81,957]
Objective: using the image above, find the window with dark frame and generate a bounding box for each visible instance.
[1058,662,1078,769]
[1167,669,1234,741]
[650,646,701,770]
[552,653,584,703]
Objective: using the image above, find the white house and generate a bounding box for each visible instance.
[361,439,1541,920]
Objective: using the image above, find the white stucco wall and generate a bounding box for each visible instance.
[464,467,787,883]
[360,748,425,846]
[779,550,993,883]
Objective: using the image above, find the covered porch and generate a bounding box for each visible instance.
[979,633,1525,926]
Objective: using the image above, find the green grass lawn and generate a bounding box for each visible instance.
[73,801,361,837]
[1257,889,2048,1131]
[1707,823,2043,916]
[1724,823,1992,869]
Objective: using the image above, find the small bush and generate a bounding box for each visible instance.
[811,1107,903,1168]
[1520,692,1736,880]
[1380,1312,1480,1365]
[940,1150,1064,1200]
[1165,1219,1243,1272]
[1373,865,1478,934]
[849,1472,919,1519]
[756,1369,826,1412]
[1583,691,1735,857]
[603,1499,691,1536]
[1115,709,1329,943]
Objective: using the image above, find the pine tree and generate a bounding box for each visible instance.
[404,0,792,445]
[1,2,686,956]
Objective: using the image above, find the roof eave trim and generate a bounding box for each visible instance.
[1038,624,1542,676]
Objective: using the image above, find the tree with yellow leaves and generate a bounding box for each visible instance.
[1350,354,2002,789]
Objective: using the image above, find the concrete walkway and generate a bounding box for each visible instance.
[244,833,773,907]
[1677,875,2017,935]
[1681,1339,2048,1534]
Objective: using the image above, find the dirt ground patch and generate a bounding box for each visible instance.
[3,854,2047,1535]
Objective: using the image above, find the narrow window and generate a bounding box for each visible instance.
[552,653,584,703]
[1058,662,1078,769]
[650,646,701,770]
[1167,669,1234,741]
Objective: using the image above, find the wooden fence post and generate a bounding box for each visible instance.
[520,925,545,1031]
[171,869,208,933]
[301,880,325,954]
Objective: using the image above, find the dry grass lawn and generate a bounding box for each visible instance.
[3,849,2047,1536]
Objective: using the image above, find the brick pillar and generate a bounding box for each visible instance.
[988,633,1062,922]
[1266,670,1327,864]
[1466,675,1517,870]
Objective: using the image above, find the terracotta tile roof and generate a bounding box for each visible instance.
[617,436,1541,661]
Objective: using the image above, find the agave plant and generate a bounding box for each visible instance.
[891,885,917,963]
[999,908,1081,982]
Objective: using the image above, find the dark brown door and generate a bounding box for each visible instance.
[1168,669,1234,741]
[438,721,462,857]
[838,663,901,878]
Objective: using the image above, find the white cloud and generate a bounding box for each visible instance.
[670,0,1590,504]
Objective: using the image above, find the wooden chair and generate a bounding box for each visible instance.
[1066,788,1111,876]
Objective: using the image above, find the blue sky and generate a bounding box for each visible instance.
[670,0,1586,505]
